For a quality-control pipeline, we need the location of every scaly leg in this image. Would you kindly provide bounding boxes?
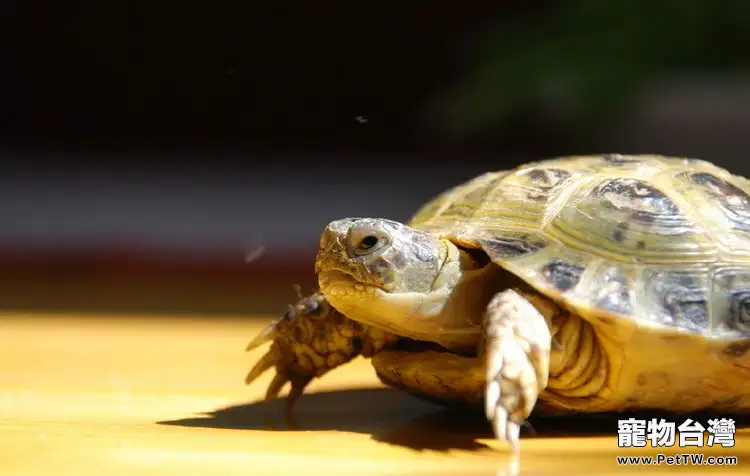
[483,288,552,451]
[245,289,398,413]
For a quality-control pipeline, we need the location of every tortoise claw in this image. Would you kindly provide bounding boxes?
[244,344,279,385]
[245,342,315,413]
[244,291,327,411]
[245,320,279,352]
[265,371,290,400]
[284,375,313,414]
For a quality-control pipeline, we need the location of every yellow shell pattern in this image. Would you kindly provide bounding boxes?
[409,154,750,338]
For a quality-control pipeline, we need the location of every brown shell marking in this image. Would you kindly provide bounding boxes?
[523,167,572,201]
[689,171,750,230]
[640,268,709,332]
[671,170,750,256]
[541,259,585,292]
[712,266,750,333]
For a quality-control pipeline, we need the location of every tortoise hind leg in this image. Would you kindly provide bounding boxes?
[372,350,486,409]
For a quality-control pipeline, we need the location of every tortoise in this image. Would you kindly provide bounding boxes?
[245,153,750,451]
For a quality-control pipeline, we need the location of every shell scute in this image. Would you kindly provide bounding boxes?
[586,262,637,317]
[712,266,750,333]
[672,170,750,256]
[640,267,710,332]
[548,174,714,264]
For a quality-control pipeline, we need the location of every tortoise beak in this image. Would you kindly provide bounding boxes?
[315,224,347,275]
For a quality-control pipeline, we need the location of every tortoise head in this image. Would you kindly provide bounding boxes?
[315,218,464,338]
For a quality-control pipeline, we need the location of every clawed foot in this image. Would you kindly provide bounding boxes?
[484,289,551,451]
[244,289,329,413]
[245,287,397,414]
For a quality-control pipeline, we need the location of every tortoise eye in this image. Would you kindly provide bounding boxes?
[348,226,388,256]
[359,236,379,250]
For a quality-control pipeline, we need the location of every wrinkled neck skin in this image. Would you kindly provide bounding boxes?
[319,239,507,351]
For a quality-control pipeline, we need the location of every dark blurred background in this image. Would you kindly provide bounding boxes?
[1,1,749,316]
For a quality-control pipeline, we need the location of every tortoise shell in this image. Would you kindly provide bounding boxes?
[408,154,750,339]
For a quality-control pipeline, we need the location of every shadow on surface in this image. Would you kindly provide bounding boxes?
[157,387,750,452]
[159,387,492,451]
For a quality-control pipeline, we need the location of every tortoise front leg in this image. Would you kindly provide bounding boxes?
[483,288,552,451]
[245,290,398,412]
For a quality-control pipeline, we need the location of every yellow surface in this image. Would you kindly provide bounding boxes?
[0,314,747,475]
